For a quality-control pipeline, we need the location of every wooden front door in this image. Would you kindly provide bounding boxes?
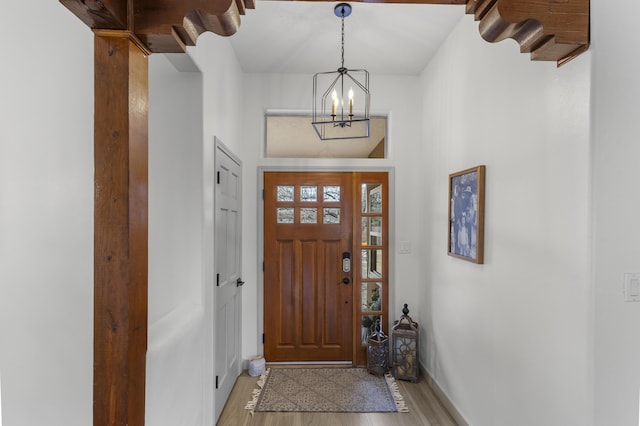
[264,172,354,362]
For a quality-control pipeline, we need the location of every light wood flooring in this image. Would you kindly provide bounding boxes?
[217,371,458,426]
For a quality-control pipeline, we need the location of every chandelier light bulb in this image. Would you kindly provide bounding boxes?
[348,88,354,115]
[331,90,338,116]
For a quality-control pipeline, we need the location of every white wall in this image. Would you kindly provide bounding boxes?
[420,16,592,426]
[0,3,244,425]
[146,54,205,426]
[187,34,246,425]
[3,3,638,426]
[0,2,94,425]
[238,72,431,359]
[190,33,245,155]
[148,54,203,322]
[591,1,640,425]
[146,32,246,425]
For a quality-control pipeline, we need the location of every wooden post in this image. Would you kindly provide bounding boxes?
[93,31,149,426]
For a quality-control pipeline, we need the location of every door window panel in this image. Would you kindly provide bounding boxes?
[361,216,382,246]
[277,185,294,202]
[277,208,294,223]
[276,185,344,225]
[361,315,382,344]
[362,249,383,278]
[362,283,382,312]
[323,208,340,224]
[362,184,382,213]
[323,186,341,202]
[300,208,318,224]
[300,186,317,202]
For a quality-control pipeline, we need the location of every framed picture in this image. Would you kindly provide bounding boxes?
[448,165,485,264]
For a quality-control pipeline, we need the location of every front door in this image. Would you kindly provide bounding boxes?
[264,172,354,362]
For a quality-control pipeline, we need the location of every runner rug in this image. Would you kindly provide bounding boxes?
[245,368,408,413]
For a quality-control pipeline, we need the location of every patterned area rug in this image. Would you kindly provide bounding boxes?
[245,368,408,413]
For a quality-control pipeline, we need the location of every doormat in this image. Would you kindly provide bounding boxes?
[244,368,408,413]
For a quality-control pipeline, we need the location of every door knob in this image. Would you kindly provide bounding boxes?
[342,277,350,285]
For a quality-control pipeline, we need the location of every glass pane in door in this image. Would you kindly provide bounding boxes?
[362,282,382,312]
[361,249,383,278]
[362,184,382,213]
[361,216,382,246]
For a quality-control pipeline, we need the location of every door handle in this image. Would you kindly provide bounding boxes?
[236,278,245,287]
[342,277,350,285]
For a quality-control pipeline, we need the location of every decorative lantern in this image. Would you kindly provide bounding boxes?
[391,304,419,382]
[367,319,389,376]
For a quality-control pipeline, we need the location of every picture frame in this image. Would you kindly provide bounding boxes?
[448,165,485,264]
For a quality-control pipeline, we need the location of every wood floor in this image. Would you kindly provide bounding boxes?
[216,371,458,426]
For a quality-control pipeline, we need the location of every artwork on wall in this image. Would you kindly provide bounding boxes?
[448,165,485,264]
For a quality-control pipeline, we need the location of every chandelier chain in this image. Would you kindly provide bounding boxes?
[341,14,345,69]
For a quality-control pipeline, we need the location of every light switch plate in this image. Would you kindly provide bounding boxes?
[399,241,411,254]
[623,273,640,302]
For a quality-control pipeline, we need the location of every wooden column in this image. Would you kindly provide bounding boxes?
[93,31,149,426]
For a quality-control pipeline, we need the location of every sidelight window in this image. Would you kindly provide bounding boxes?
[357,181,387,350]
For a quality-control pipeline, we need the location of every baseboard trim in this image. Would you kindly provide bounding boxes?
[420,364,470,426]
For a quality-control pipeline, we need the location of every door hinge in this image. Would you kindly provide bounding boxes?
[262,333,265,344]
[215,375,219,389]
[217,171,220,184]
[216,273,220,287]
[262,189,265,200]
[262,261,265,272]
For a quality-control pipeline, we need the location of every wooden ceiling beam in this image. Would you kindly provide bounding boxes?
[61,0,256,54]
[338,0,468,4]
[59,0,128,29]
[467,0,589,65]
[134,0,254,53]
[305,0,589,64]
[60,0,589,63]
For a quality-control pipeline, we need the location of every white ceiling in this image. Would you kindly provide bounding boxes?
[221,1,464,158]
[228,1,465,75]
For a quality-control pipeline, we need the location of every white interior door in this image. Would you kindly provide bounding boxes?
[214,141,243,421]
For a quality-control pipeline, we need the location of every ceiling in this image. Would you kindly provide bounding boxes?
[228,1,465,75]
[222,1,464,158]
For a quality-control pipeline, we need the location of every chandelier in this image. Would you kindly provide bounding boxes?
[312,3,370,140]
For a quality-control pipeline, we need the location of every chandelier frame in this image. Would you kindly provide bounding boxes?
[312,3,370,141]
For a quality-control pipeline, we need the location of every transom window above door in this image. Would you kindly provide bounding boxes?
[265,114,387,158]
